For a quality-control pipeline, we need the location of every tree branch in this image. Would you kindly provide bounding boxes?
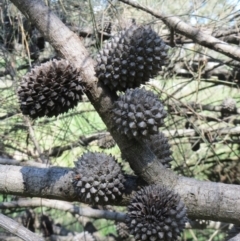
[119,0,240,62]
[0,164,141,205]
[1,163,240,224]
[0,198,126,222]
[0,213,44,241]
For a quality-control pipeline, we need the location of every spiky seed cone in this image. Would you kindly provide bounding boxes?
[126,185,187,241]
[18,59,84,119]
[72,152,125,203]
[95,25,169,91]
[112,88,167,139]
[221,98,237,118]
[144,133,172,168]
[73,232,95,241]
[116,222,130,239]
[98,134,116,149]
[103,22,112,34]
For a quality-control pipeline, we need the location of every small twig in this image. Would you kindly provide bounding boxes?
[0,157,50,167]
[0,198,126,222]
[208,229,220,241]
[23,116,47,163]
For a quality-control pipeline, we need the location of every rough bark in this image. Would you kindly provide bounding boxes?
[6,0,240,225]
[1,163,240,224]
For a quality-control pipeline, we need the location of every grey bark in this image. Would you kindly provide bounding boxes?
[228,233,240,241]
[6,0,240,225]
[1,162,240,224]
[0,164,140,205]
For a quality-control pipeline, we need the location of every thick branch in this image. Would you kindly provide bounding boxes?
[0,164,141,205]
[1,164,240,224]
[119,0,240,62]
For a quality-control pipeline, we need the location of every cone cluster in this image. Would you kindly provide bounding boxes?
[18,59,84,119]
[112,88,167,138]
[72,152,125,203]
[126,185,187,241]
[95,25,169,91]
[144,133,172,168]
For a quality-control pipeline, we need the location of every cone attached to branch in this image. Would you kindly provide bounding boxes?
[144,132,172,168]
[72,152,125,204]
[126,185,187,241]
[95,25,169,91]
[112,88,167,139]
[18,59,85,119]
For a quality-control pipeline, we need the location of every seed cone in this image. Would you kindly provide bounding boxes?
[95,25,169,91]
[116,222,130,239]
[72,152,125,203]
[144,133,172,168]
[18,59,84,119]
[98,134,116,149]
[126,185,187,241]
[221,98,237,118]
[112,88,167,139]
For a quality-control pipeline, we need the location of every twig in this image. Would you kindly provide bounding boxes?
[0,198,126,222]
[23,116,47,163]
[0,157,50,167]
